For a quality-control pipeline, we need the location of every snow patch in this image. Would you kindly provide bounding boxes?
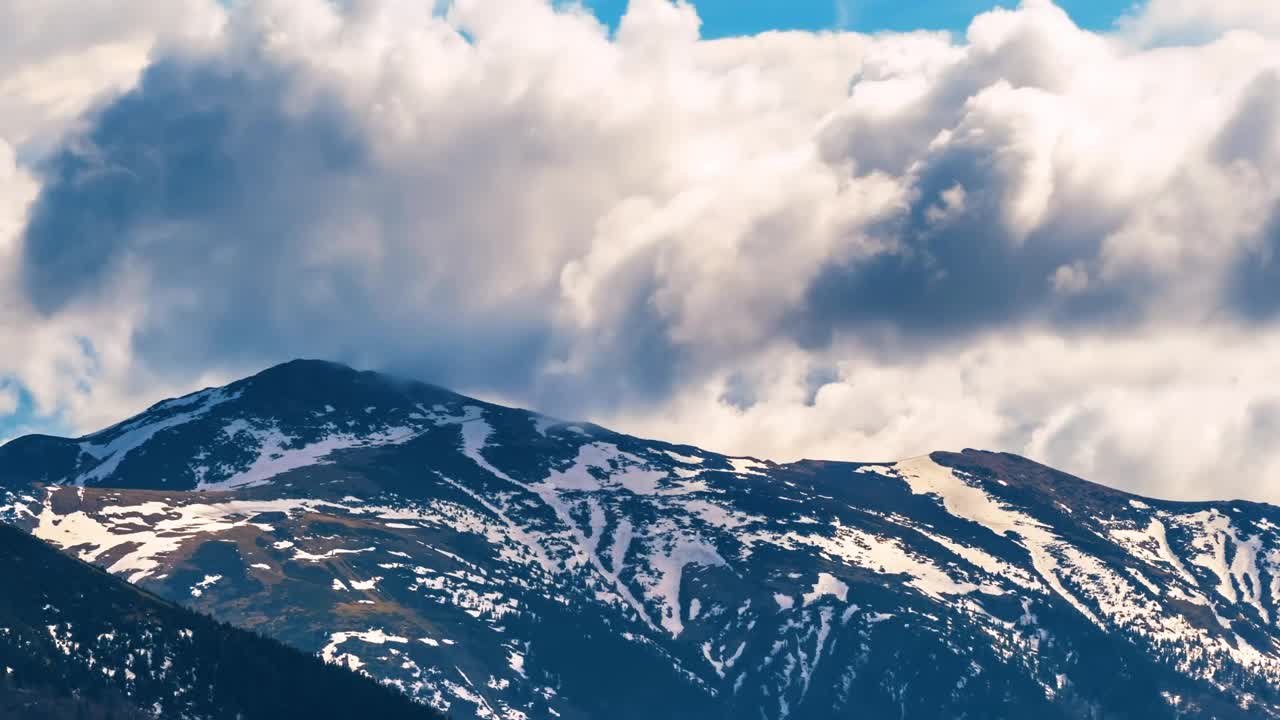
[802,573,849,606]
[77,388,241,485]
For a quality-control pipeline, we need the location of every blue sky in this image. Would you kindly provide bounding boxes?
[580,0,1135,37]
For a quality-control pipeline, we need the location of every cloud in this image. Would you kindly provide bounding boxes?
[1125,0,1280,45]
[0,0,223,153]
[605,329,1280,502]
[0,382,18,416]
[7,0,1280,501]
[0,0,230,433]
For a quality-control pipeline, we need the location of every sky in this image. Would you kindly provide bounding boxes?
[4,0,1280,502]
[579,0,1130,36]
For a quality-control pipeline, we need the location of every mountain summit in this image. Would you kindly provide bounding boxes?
[2,360,1279,718]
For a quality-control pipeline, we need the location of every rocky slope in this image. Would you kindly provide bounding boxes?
[0,515,439,719]
[2,359,1278,718]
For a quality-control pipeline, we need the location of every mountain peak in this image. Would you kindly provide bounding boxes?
[0,360,468,491]
[251,356,359,379]
[239,358,461,409]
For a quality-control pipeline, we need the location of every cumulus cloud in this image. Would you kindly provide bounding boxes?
[5,0,1280,501]
[0,381,18,417]
[609,329,1280,502]
[0,0,223,151]
[1126,0,1280,45]
[0,0,229,432]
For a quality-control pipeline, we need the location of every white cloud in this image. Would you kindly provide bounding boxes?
[604,329,1280,502]
[1125,0,1280,45]
[5,0,1280,502]
[0,0,224,151]
[0,382,18,416]
[0,0,228,429]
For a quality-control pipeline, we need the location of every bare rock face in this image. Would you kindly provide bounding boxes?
[3,359,1278,719]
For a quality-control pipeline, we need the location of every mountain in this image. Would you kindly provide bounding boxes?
[2,359,1279,718]
[0,512,440,719]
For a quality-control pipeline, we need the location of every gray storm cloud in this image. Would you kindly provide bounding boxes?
[4,0,1280,501]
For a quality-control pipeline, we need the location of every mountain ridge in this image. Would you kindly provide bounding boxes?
[0,358,1205,507]
[2,359,1279,719]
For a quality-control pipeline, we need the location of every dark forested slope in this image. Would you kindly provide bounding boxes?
[0,521,442,720]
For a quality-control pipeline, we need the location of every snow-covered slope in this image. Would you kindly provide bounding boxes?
[0,518,439,719]
[2,360,1278,718]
